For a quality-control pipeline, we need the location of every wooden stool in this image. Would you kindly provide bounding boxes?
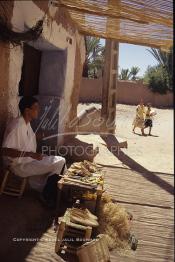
[55,209,92,254]
[0,167,27,198]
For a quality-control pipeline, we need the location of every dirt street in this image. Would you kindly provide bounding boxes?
[77,103,174,174]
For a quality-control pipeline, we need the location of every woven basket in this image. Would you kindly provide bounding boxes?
[77,234,110,262]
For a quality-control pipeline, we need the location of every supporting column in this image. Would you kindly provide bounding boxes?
[101,40,119,134]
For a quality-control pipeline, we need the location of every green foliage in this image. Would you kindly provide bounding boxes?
[129,66,140,80]
[119,67,140,80]
[144,47,173,94]
[143,65,169,94]
[83,36,105,78]
[119,68,130,80]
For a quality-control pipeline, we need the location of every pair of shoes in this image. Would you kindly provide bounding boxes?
[71,207,98,220]
[70,214,99,227]
[70,208,99,227]
[83,208,98,220]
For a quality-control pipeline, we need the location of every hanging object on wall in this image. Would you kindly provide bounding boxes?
[0,0,51,47]
[48,0,59,8]
[0,16,43,46]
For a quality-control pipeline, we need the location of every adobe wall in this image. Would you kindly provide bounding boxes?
[117,80,173,107]
[0,1,14,145]
[0,1,85,148]
[33,1,85,142]
[79,78,173,108]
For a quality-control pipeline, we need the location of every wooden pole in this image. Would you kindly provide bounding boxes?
[101,40,119,134]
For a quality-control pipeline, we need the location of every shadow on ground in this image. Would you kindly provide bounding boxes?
[101,134,174,195]
[0,188,75,262]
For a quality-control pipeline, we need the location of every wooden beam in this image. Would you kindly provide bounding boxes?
[101,40,119,134]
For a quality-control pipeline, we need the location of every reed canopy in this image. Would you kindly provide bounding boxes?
[57,0,173,51]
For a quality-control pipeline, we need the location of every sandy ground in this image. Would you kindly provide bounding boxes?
[77,103,174,174]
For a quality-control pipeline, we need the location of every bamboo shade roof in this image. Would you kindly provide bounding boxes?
[57,0,173,51]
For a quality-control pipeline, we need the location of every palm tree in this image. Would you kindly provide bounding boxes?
[147,47,173,90]
[119,68,130,80]
[129,66,140,80]
[83,36,105,78]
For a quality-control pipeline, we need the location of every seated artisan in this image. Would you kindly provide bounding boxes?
[2,96,66,207]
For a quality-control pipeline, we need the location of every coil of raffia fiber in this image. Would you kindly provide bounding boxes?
[98,193,132,250]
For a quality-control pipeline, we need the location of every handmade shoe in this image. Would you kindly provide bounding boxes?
[70,214,99,227]
[71,208,97,221]
[83,208,98,220]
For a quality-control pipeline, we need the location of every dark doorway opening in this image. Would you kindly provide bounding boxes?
[19,44,41,96]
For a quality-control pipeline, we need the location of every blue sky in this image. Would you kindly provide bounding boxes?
[118,43,158,77]
[100,39,158,77]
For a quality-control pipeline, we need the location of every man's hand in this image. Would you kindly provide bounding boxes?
[29,152,44,161]
[1,148,45,160]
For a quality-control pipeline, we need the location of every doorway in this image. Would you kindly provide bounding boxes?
[19,43,41,96]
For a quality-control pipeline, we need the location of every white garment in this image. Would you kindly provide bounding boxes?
[2,116,66,192]
[2,116,37,166]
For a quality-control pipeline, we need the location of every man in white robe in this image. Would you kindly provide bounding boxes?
[2,96,66,207]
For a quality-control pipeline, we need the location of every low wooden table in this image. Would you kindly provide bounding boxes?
[54,176,103,226]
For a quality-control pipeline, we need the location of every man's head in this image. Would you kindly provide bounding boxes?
[19,96,39,120]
